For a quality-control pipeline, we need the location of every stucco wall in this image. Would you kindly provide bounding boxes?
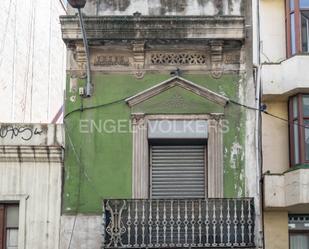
[60,215,102,249]
[260,0,286,63]
[0,0,66,123]
[262,101,289,173]
[264,211,289,249]
[63,73,248,214]
[0,160,62,249]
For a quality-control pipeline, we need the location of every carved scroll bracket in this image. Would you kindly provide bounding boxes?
[210,40,224,79]
[70,42,87,79]
[132,41,146,79]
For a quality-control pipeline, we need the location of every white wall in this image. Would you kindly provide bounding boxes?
[0,0,67,123]
[259,0,286,63]
[0,160,62,249]
[60,215,102,249]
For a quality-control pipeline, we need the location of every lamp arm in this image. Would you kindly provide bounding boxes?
[78,8,92,97]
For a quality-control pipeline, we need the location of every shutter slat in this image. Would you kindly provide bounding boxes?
[151,145,206,199]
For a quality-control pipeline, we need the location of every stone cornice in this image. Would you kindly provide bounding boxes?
[60,15,245,43]
[0,146,63,163]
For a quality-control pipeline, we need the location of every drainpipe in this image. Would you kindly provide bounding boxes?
[68,0,92,97]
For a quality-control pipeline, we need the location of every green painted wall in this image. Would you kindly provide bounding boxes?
[64,73,246,214]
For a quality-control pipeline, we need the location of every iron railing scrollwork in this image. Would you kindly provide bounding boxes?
[102,198,255,248]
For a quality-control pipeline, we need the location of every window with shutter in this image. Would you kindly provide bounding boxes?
[150,144,206,199]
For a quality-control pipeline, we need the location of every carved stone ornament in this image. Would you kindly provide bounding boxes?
[132,41,146,79]
[134,69,146,79]
[75,44,87,70]
[211,65,224,79]
[93,55,130,67]
[70,43,87,78]
[210,40,224,79]
[131,113,145,125]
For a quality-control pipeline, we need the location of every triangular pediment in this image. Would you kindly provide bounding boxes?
[126,76,229,108]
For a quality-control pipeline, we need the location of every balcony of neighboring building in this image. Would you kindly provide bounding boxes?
[260,0,309,100]
[264,167,309,210]
[262,56,309,100]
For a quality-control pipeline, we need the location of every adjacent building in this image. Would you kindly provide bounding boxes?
[0,124,63,249]
[0,0,66,123]
[258,0,309,249]
[60,0,262,248]
[0,1,66,249]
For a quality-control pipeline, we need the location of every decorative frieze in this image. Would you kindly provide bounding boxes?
[71,43,243,75]
[150,52,207,65]
[224,51,242,64]
[93,55,130,66]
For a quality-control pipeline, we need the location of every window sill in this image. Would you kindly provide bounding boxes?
[286,164,309,173]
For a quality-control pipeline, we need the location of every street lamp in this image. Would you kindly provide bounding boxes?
[68,0,86,8]
[68,0,92,97]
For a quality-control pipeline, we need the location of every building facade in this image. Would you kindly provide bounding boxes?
[60,0,262,248]
[257,0,309,249]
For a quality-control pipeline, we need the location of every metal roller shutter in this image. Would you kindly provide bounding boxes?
[150,145,206,199]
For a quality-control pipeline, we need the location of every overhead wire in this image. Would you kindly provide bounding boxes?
[64,96,309,129]
[64,120,104,249]
[229,99,309,129]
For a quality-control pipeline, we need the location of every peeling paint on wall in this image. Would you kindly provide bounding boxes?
[63,73,248,213]
[230,142,243,169]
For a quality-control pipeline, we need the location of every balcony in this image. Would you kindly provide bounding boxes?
[262,55,309,100]
[102,198,255,248]
[264,167,309,209]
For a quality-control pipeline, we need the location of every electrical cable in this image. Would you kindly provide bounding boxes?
[64,97,128,119]
[64,96,309,129]
[65,120,105,249]
[65,121,82,249]
[229,99,309,129]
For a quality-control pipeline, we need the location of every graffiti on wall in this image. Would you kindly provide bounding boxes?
[0,125,43,141]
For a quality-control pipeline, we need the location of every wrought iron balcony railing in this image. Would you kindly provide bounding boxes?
[103,198,255,248]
